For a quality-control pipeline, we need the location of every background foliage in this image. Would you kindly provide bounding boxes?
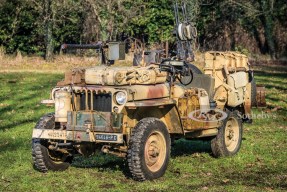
[0,0,286,59]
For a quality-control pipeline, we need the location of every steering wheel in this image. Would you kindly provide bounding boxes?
[177,64,193,85]
[160,60,193,85]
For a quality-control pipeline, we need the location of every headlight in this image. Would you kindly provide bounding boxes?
[115,91,127,105]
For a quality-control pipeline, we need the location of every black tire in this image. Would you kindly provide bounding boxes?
[251,78,257,107]
[187,63,202,74]
[32,113,72,172]
[211,111,243,157]
[127,118,171,181]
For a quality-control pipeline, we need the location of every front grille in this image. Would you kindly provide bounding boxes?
[79,92,112,112]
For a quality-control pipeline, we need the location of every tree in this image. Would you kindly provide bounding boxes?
[259,0,276,59]
[0,0,286,58]
[82,0,142,42]
[0,0,41,54]
[128,0,174,44]
[43,0,54,61]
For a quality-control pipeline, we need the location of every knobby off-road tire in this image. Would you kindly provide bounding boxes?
[211,111,243,157]
[251,78,257,107]
[127,118,171,181]
[32,113,72,172]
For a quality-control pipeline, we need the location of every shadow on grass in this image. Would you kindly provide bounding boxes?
[253,64,287,72]
[0,72,62,131]
[0,135,30,155]
[72,153,132,178]
[254,70,287,80]
[171,139,211,157]
[264,84,287,91]
[71,138,212,179]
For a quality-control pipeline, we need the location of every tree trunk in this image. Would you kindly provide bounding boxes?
[44,0,54,61]
[260,0,276,59]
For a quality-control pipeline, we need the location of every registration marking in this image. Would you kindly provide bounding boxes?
[95,134,118,141]
[32,129,123,143]
[47,130,67,139]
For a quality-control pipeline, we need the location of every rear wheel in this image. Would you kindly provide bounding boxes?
[32,113,72,172]
[211,111,243,157]
[127,118,170,181]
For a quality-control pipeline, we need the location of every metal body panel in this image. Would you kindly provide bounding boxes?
[185,128,218,138]
[123,105,184,134]
[125,98,175,107]
[51,86,127,114]
[121,83,170,101]
[66,111,123,133]
[177,88,219,131]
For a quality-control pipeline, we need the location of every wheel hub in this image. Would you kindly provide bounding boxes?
[227,126,234,139]
[144,131,167,172]
[224,117,239,152]
[148,144,159,157]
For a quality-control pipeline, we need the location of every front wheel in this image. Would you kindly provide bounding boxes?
[211,111,243,157]
[32,113,72,172]
[127,118,171,181]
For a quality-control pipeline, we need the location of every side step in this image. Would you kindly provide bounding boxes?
[184,128,218,138]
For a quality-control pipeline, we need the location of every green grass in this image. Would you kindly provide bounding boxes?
[0,66,286,192]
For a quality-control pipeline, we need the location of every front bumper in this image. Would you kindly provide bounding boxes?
[32,129,124,143]
[32,111,124,144]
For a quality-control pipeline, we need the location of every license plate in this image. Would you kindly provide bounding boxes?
[47,130,67,139]
[32,129,67,140]
[95,134,117,141]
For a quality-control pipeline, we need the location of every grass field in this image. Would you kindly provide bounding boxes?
[0,65,286,192]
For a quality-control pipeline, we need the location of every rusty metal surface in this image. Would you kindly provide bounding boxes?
[178,88,220,130]
[123,105,183,134]
[125,98,175,107]
[256,85,266,107]
[178,89,211,130]
[55,83,169,102]
[163,106,183,134]
[52,86,127,113]
[185,128,218,138]
[66,111,123,133]
[57,69,85,86]
[178,94,202,130]
[122,83,170,101]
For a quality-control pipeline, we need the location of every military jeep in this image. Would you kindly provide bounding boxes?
[32,47,254,181]
[32,1,256,180]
